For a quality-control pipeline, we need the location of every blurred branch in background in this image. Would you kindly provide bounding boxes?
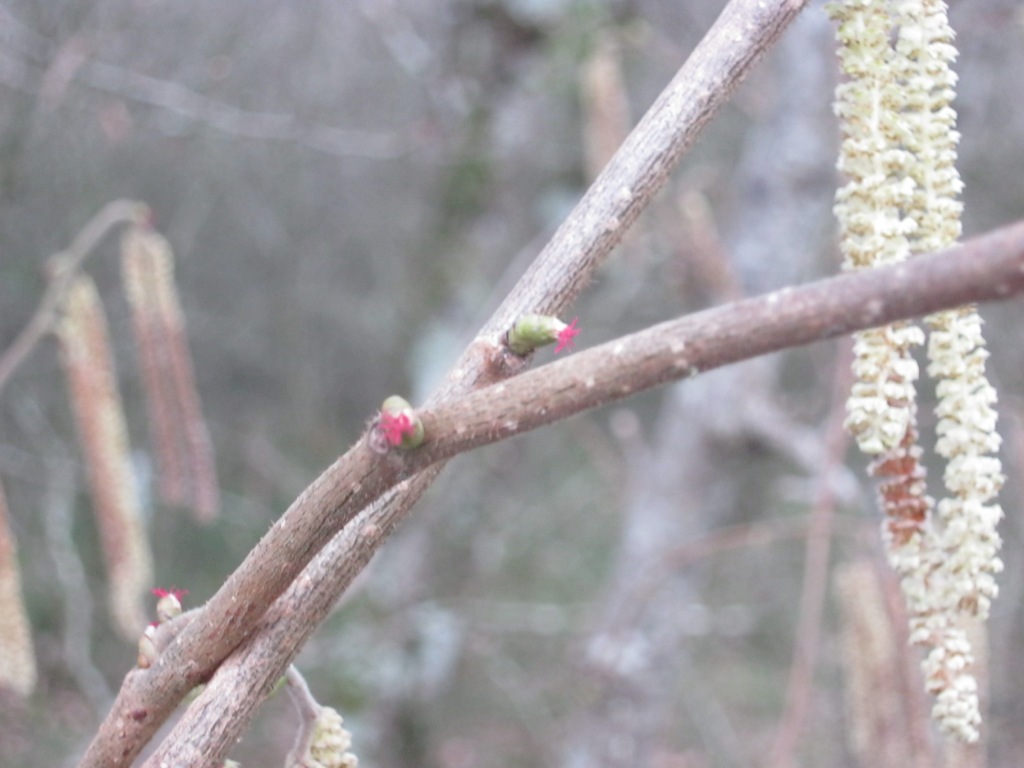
[0,200,147,398]
[0,3,416,161]
[567,11,836,764]
[14,399,112,713]
[73,58,418,161]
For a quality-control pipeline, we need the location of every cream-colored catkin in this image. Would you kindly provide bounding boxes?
[305,706,358,768]
[0,478,36,695]
[57,274,152,640]
[830,0,1002,743]
[926,308,1003,620]
[831,0,928,509]
[892,0,964,256]
[893,0,1005,626]
[121,226,219,523]
[899,0,1002,743]
[830,0,937,629]
[832,0,922,455]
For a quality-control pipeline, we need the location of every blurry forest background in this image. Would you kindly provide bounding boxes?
[2,0,1024,766]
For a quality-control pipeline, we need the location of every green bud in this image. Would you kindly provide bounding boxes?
[506,314,571,355]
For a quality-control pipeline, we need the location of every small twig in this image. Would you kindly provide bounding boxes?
[78,59,414,160]
[0,20,415,162]
[284,666,320,767]
[0,199,148,398]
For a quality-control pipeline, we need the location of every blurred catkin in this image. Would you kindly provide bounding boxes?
[835,560,918,768]
[0,478,36,695]
[57,273,152,640]
[121,225,218,523]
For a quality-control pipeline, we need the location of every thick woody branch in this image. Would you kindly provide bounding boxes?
[81,1,810,764]
[148,220,1024,764]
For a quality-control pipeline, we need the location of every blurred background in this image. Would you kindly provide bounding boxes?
[1,0,1023,765]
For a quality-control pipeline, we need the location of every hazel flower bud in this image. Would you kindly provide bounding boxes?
[152,587,187,623]
[373,396,424,452]
[505,314,580,356]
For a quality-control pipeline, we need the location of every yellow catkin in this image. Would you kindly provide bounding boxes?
[121,226,219,523]
[0,479,36,695]
[57,274,152,640]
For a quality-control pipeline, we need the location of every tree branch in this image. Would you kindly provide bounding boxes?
[80,1,812,764]
[148,219,1024,764]
[0,7,414,161]
[77,58,413,160]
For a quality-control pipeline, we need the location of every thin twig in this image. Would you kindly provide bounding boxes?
[78,59,413,160]
[284,666,320,767]
[0,21,415,161]
[0,199,148,398]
